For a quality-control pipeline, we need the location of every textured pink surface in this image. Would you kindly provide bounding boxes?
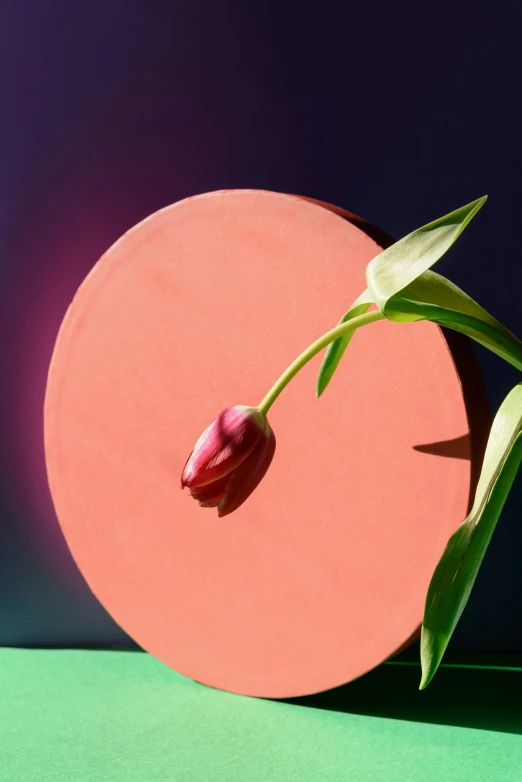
[45,190,484,697]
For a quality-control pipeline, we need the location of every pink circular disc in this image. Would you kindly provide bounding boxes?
[44,190,488,697]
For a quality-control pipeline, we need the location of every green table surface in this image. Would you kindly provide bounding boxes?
[1,648,521,781]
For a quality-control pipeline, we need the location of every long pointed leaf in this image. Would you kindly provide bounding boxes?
[316,289,374,397]
[420,383,522,689]
[385,270,522,372]
[367,196,487,310]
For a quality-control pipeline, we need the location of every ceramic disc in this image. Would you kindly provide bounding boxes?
[44,190,488,697]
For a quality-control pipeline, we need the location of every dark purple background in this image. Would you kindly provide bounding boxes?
[1,1,521,650]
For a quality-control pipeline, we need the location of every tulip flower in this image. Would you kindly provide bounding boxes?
[181,406,276,517]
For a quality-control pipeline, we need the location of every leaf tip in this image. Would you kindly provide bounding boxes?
[419,666,433,690]
[464,195,488,222]
[316,363,332,398]
[420,623,448,691]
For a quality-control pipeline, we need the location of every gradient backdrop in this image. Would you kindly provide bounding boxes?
[1,0,521,650]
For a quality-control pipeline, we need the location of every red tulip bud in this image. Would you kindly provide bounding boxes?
[181,406,276,517]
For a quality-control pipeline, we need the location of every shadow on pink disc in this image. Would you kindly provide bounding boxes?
[44,190,489,697]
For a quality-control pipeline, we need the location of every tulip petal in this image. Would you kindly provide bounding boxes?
[189,476,228,507]
[217,422,276,518]
[181,406,265,488]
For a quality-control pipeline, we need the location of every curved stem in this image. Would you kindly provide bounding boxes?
[258,310,385,414]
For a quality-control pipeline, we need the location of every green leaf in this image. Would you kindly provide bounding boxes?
[384,270,522,372]
[367,196,487,311]
[316,289,374,397]
[420,383,522,689]
[364,195,522,371]
[316,197,490,396]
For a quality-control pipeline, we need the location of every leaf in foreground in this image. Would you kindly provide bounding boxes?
[420,383,522,689]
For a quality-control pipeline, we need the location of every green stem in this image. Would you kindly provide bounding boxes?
[258,310,385,414]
